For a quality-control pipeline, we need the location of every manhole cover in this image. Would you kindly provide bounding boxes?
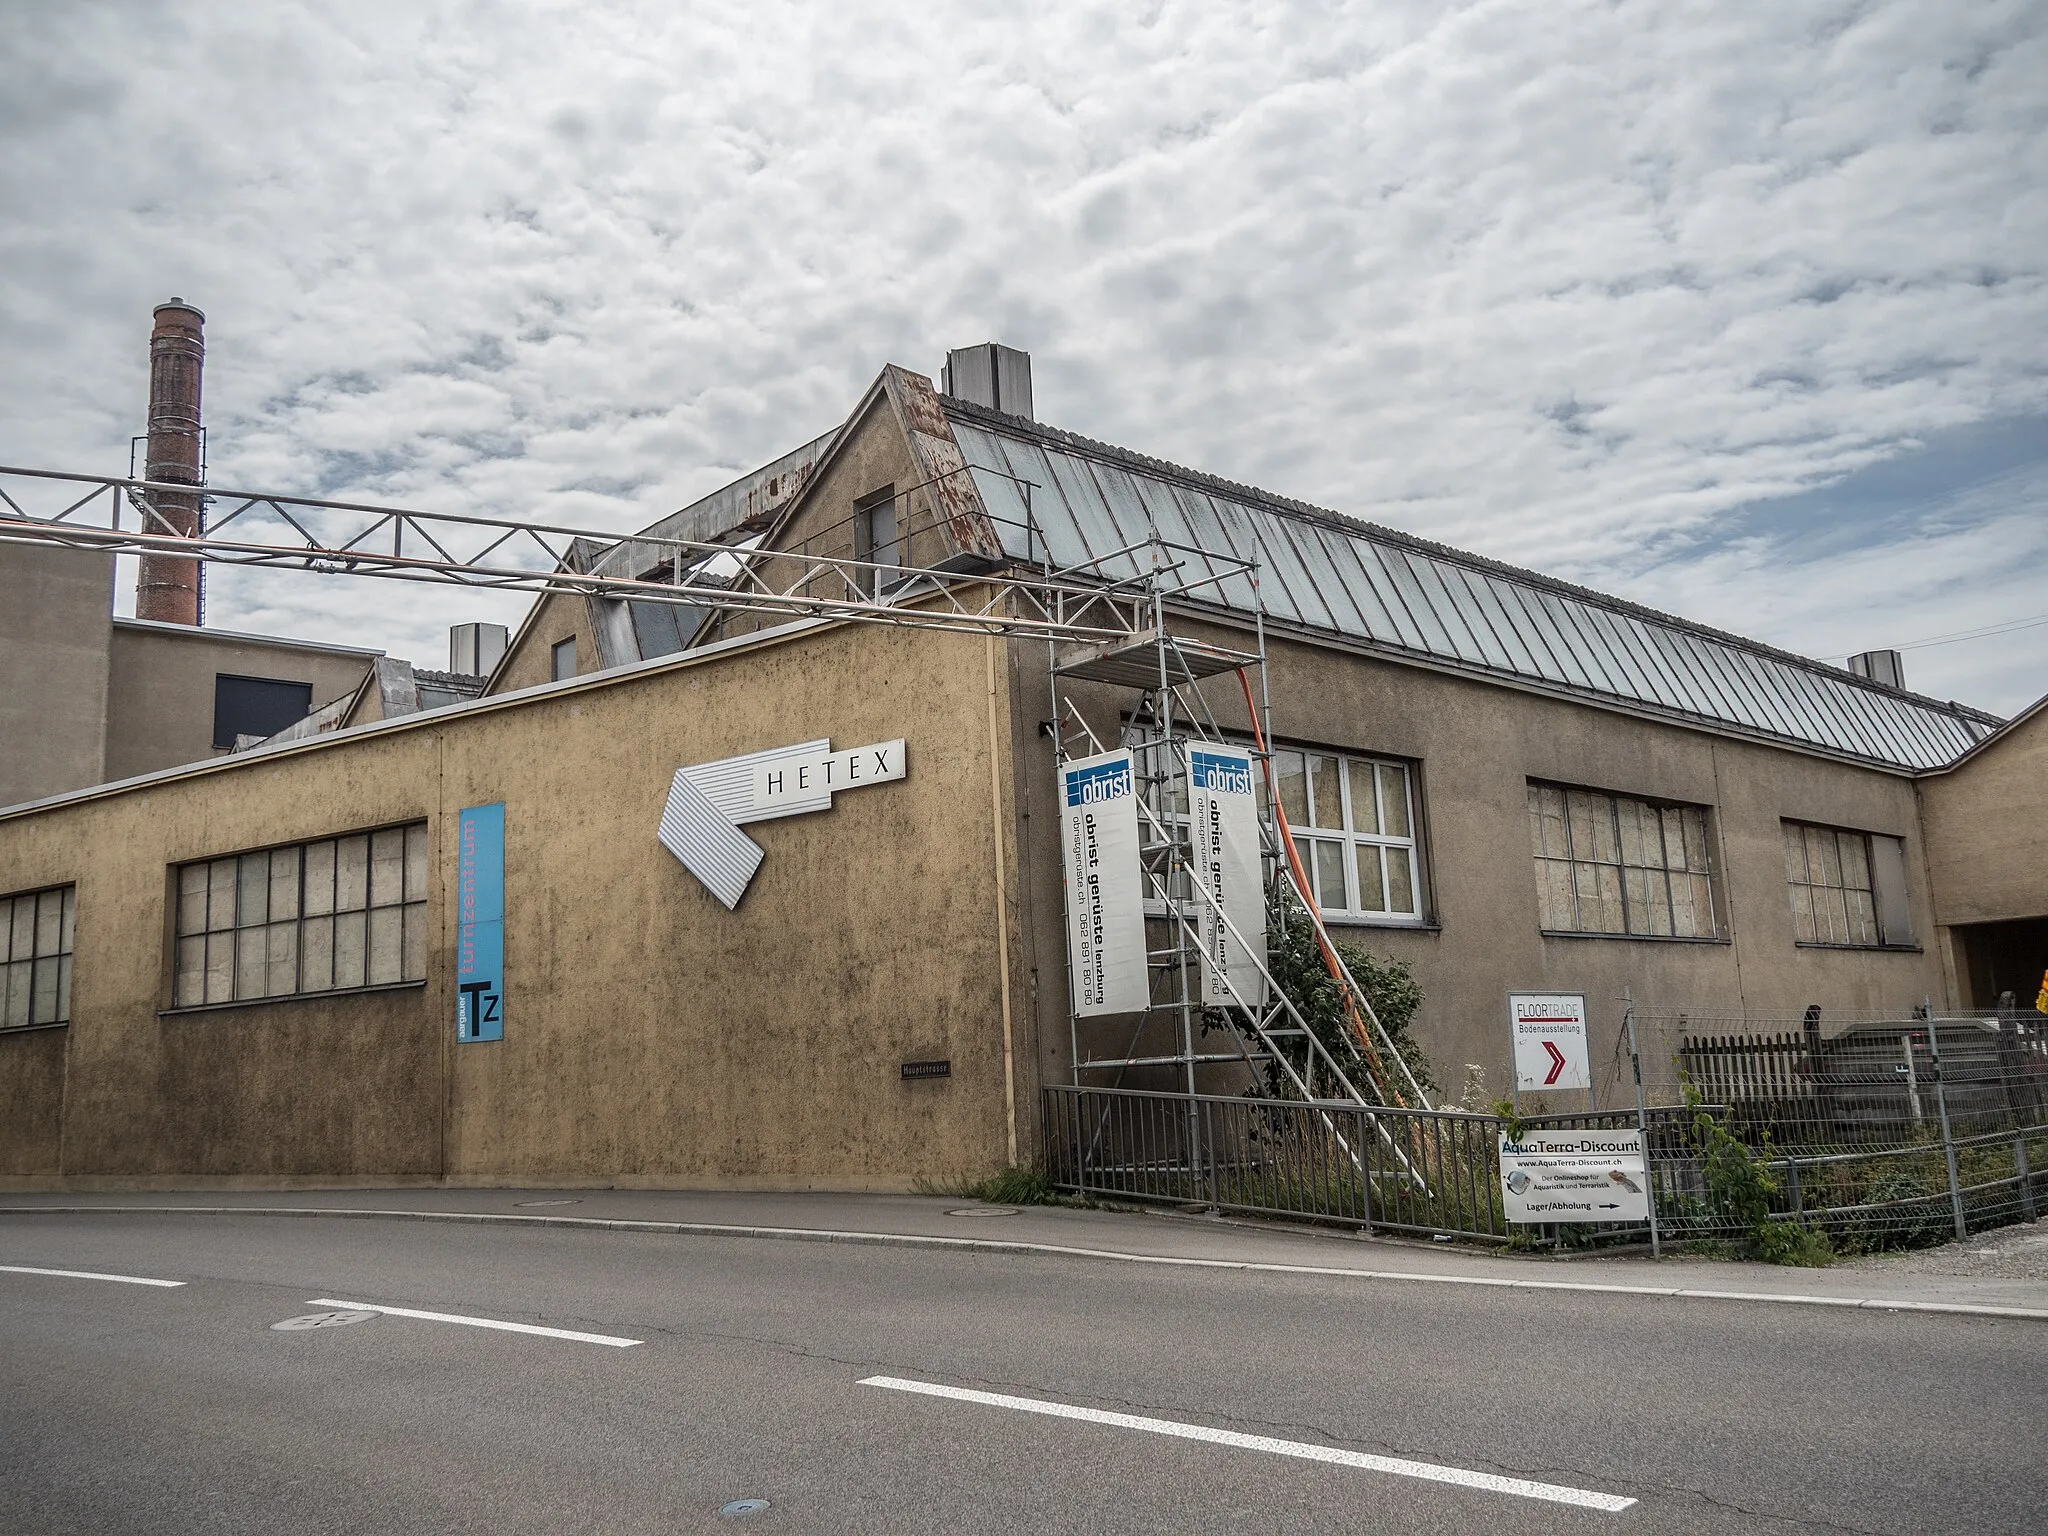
[948,1207,1021,1218]
[515,1199,581,1207]
[719,1498,771,1516]
[272,1310,377,1331]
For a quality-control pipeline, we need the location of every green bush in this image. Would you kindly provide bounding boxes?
[1831,1170,1953,1254]
[1689,1095,1832,1266]
[1253,896,1436,1101]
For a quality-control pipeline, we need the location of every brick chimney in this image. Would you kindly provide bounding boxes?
[134,298,206,625]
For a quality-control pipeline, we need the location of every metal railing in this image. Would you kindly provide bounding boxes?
[1042,1085,1683,1242]
[1042,1074,2048,1252]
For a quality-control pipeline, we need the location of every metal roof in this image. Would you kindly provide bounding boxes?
[945,402,2000,772]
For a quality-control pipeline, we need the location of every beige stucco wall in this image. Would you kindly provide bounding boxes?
[0,617,1023,1189]
[0,544,114,809]
[103,621,379,781]
[1009,621,1949,1111]
[1916,703,2048,930]
[493,591,595,696]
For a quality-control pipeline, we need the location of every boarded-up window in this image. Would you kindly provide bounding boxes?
[1528,783,1718,939]
[172,823,428,1008]
[1783,822,1913,947]
[0,884,75,1029]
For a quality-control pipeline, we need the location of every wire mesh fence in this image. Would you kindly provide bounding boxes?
[1644,1006,2048,1249]
[1043,1006,2048,1254]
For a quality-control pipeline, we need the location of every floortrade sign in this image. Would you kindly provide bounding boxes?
[658,738,906,909]
[1189,747,1266,1007]
[1510,992,1590,1092]
[1499,1129,1649,1223]
[1060,749,1149,1017]
[456,802,505,1043]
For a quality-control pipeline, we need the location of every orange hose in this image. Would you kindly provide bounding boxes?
[1237,669,1406,1107]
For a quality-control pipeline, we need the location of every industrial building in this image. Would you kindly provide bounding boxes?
[1,332,2042,1191]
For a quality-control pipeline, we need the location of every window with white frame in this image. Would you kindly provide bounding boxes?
[1,884,74,1030]
[172,823,428,1008]
[1267,748,1423,921]
[1527,782,1718,938]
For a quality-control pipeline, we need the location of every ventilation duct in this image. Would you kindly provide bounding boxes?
[942,343,1033,420]
[1848,650,1904,690]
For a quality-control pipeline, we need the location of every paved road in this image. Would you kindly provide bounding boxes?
[3,1207,2043,1534]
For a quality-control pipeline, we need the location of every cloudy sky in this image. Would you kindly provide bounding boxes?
[3,1,2044,710]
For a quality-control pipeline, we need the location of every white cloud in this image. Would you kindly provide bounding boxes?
[1,0,2043,707]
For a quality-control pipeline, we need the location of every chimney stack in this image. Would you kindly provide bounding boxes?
[1847,649,1904,690]
[942,343,1034,420]
[135,298,206,625]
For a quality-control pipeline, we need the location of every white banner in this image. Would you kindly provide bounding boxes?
[1189,746,1266,1006]
[1499,1129,1649,1223]
[1059,749,1150,1017]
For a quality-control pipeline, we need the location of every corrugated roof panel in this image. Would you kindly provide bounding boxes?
[1520,587,1605,692]
[1407,553,1499,669]
[1167,485,1262,611]
[1268,515,1354,634]
[1639,620,1734,722]
[950,424,1036,553]
[1580,602,1669,707]
[1316,524,1408,646]
[1381,548,1472,659]
[938,408,1996,769]
[1294,519,1384,643]
[1435,565,1520,674]
[1458,569,1540,675]
[1588,605,1682,714]
[1474,573,1548,679]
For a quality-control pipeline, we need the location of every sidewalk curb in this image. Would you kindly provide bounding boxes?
[6,1203,2044,1323]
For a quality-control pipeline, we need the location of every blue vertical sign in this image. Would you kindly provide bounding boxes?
[456,803,504,1043]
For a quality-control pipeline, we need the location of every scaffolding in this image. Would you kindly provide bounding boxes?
[1044,533,1431,1119]
[0,457,1430,1126]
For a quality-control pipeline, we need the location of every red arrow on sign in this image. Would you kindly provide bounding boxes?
[1543,1040,1568,1086]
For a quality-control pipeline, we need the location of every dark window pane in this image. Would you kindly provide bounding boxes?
[212,674,314,750]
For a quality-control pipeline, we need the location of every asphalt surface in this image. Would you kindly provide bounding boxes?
[3,1202,2044,1534]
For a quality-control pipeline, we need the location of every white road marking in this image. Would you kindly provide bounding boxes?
[0,1264,185,1288]
[11,1206,2043,1323]
[306,1297,640,1347]
[861,1375,1637,1513]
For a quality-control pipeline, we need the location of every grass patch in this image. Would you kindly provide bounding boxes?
[913,1164,1066,1205]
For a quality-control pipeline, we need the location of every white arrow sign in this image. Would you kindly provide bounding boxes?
[659,738,906,909]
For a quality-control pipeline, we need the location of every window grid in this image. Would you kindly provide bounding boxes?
[1527,783,1718,939]
[1,884,75,1029]
[1268,748,1422,921]
[1783,822,1879,946]
[172,823,428,1009]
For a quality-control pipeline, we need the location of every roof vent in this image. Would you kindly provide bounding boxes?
[1848,649,1904,689]
[943,343,1033,420]
[449,622,508,678]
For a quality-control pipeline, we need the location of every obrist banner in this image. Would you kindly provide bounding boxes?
[1059,749,1149,1017]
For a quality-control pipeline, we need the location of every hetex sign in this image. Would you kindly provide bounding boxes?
[659,738,906,909]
